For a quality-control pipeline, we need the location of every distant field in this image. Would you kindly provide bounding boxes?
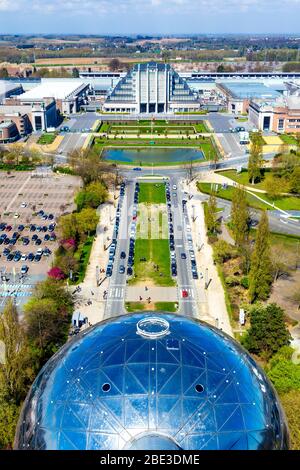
[35,56,155,65]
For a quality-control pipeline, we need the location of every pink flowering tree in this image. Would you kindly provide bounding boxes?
[48,266,65,280]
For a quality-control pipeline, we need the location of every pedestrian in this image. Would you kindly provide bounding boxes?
[145,286,148,291]
[139,296,143,301]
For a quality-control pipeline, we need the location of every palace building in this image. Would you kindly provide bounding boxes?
[103,62,200,114]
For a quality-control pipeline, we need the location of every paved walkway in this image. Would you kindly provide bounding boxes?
[71,198,116,325]
[183,179,233,337]
[198,170,290,216]
[126,286,178,302]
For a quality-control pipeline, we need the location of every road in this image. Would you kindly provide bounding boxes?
[104,179,135,319]
[169,175,203,318]
[103,175,205,319]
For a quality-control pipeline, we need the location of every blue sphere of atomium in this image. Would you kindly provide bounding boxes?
[15,313,289,450]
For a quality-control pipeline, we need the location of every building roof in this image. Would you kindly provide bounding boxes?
[219,81,281,100]
[15,312,289,450]
[0,120,14,129]
[19,81,86,101]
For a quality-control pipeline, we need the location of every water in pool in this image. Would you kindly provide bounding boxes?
[102,148,204,164]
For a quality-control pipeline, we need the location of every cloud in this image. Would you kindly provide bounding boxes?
[1,0,300,15]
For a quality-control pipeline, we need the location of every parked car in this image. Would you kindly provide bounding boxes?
[21,265,28,274]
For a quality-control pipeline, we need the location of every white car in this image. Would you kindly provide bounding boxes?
[36,248,43,256]
[172,185,177,190]
[20,202,27,208]
[14,212,20,218]
[21,254,27,261]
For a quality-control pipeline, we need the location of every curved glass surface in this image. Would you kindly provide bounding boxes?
[15,312,289,450]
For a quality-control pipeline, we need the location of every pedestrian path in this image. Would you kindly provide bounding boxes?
[126,286,178,302]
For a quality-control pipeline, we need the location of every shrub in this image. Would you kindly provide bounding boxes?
[240,276,249,289]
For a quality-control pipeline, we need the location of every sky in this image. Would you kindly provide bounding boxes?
[0,0,300,35]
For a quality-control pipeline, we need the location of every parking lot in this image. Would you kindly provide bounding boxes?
[0,169,81,309]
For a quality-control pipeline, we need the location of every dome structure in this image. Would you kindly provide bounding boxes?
[15,313,289,450]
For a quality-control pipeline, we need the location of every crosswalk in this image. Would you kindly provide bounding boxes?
[179,286,195,299]
[0,284,33,290]
[0,291,32,297]
[108,286,125,300]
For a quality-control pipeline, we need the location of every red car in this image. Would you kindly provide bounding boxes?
[182,290,189,298]
[5,225,12,231]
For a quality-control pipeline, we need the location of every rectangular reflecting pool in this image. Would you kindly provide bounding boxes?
[102,148,204,165]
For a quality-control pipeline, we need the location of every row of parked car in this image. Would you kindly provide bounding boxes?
[126,181,140,276]
[106,182,125,277]
[2,247,51,264]
[184,220,199,280]
[166,182,177,277]
[0,222,56,233]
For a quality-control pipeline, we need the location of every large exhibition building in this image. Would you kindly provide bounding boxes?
[15,313,289,451]
[103,62,200,114]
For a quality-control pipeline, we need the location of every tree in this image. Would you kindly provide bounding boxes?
[55,252,79,278]
[271,244,294,281]
[230,186,251,272]
[205,194,219,235]
[68,148,114,186]
[72,67,79,78]
[24,279,73,365]
[280,390,300,450]
[248,211,273,302]
[266,346,300,394]
[0,68,9,78]
[213,240,235,263]
[75,181,108,211]
[109,58,121,71]
[0,396,20,449]
[264,174,288,200]
[242,303,291,360]
[76,208,99,238]
[57,213,78,240]
[273,153,299,179]
[248,134,263,184]
[0,300,33,404]
[161,50,171,63]
[47,266,66,280]
[289,166,300,194]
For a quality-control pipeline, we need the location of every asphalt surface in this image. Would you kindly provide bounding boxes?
[104,180,135,319]
[103,176,204,319]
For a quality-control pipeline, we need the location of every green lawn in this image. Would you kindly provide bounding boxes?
[128,239,175,287]
[194,122,210,133]
[198,181,300,211]
[154,302,178,312]
[218,169,267,189]
[37,133,56,145]
[197,182,269,210]
[71,235,94,284]
[269,232,300,251]
[138,183,166,204]
[98,120,210,135]
[280,134,298,145]
[125,302,146,312]
[125,301,178,312]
